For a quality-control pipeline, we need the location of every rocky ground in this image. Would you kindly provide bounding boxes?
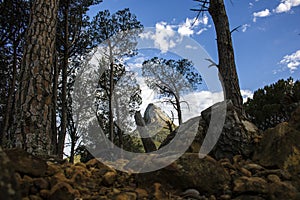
[1,102,299,200]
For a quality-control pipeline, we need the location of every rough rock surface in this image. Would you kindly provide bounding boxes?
[200,100,260,159]
[0,146,21,200]
[0,148,299,199]
[144,103,176,142]
[137,153,231,196]
[161,100,260,160]
[5,148,48,177]
[253,105,300,191]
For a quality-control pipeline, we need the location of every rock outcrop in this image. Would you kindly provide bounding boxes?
[253,105,300,191]
[161,100,261,160]
[144,103,176,143]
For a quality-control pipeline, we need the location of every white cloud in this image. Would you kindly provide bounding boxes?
[279,50,300,73]
[241,24,251,32]
[140,22,177,53]
[196,28,208,35]
[241,90,254,102]
[178,15,209,37]
[253,9,271,22]
[274,0,300,13]
[185,45,198,50]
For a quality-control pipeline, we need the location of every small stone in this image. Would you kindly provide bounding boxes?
[114,192,137,200]
[153,182,164,200]
[39,189,50,199]
[220,194,231,200]
[233,176,268,194]
[267,174,281,183]
[209,195,217,200]
[28,195,42,200]
[239,167,252,177]
[181,189,200,198]
[103,171,117,186]
[135,188,148,199]
[33,178,49,190]
[48,182,76,200]
[113,188,121,194]
[243,163,264,172]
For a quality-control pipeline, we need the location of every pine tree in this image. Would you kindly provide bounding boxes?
[13,0,59,155]
[244,78,300,130]
[90,8,143,142]
[55,0,102,158]
[192,0,243,113]
[0,0,30,146]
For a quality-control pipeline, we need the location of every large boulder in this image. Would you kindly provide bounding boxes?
[253,122,300,169]
[5,148,48,177]
[160,100,260,160]
[137,153,231,196]
[253,105,300,190]
[199,100,260,160]
[0,146,21,200]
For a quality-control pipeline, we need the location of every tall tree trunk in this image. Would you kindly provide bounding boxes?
[2,42,18,146]
[109,61,114,142]
[209,0,243,113]
[58,0,70,159]
[14,0,59,155]
[51,52,59,154]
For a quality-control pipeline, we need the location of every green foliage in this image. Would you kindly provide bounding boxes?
[142,57,202,124]
[244,77,300,130]
[142,57,202,97]
[89,8,143,149]
[0,0,30,142]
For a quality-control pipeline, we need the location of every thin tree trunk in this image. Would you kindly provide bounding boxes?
[2,42,18,146]
[134,111,157,152]
[114,97,123,148]
[69,134,76,163]
[14,0,59,155]
[51,52,59,155]
[174,94,182,125]
[58,0,70,159]
[209,0,243,114]
[109,59,114,142]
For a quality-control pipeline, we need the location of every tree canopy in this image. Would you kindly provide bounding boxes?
[142,57,202,124]
[244,77,300,130]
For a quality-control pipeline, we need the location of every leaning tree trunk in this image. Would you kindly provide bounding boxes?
[209,0,243,114]
[14,0,59,155]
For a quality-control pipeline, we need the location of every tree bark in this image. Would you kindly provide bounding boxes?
[174,94,182,125]
[14,0,59,155]
[209,0,243,113]
[134,111,157,153]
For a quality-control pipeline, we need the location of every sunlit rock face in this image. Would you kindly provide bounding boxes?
[143,103,176,143]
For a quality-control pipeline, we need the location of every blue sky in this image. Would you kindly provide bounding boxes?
[88,0,300,92]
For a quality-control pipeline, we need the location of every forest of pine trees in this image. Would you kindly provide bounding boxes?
[2,0,295,161]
